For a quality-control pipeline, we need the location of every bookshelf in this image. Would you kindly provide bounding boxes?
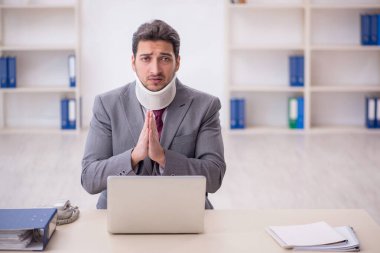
[0,0,80,133]
[226,0,380,134]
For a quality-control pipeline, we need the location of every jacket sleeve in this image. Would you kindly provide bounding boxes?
[162,97,226,193]
[81,95,136,195]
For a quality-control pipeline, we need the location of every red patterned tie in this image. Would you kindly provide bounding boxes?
[153,109,165,140]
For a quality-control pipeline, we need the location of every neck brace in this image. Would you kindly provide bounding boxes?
[135,74,177,110]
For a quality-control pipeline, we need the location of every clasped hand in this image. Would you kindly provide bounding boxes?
[131,111,166,168]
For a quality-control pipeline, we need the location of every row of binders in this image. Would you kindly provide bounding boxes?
[0,208,57,251]
[366,97,380,128]
[361,14,380,45]
[0,55,76,89]
[288,97,304,129]
[230,97,304,129]
[289,55,304,87]
[61,98,76,130]
[0,56,16,88]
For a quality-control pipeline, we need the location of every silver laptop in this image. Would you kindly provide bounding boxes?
[107,176,206,234]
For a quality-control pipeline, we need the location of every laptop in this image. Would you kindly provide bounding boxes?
[107,176,206,234]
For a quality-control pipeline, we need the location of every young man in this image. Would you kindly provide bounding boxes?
[81,20,226,209]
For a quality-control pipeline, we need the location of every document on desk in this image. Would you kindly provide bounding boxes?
[266,221,360,252]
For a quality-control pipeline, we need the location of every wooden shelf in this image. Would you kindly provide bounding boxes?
[0,45,76,51]
[226,127,305,135]
[311,45,380,51]
[310,85,380,93]
[0,87,77,94]
[229,3,305,10]
[230,44,304,51]
[0,127,79,135]
[230,85,304,92]
[310,4,380,10]
[0,4,76,9]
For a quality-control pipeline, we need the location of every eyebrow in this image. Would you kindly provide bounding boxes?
[139,52,173,57]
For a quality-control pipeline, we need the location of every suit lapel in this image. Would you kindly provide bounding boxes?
[161,81,193,149]
[120,82,144,145]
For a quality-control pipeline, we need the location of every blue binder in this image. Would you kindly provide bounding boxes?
[0,208,57,251]
[377,14,380,45]
[366,97,376,128]
[289,56,297,86]
[237,98,245,129]
[7,56,16,88]
[0,57,7,88]
[230,98,238,129]
[61,98,69,129]
[375,97,380,128]
[68,55,76,87]
[370,14,378,45]
[296,96,304,129]
[296,56,304,87]
[361,14,370,45]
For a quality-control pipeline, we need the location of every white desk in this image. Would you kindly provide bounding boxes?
[15,209,380,252]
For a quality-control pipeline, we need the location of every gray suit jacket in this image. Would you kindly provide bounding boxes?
[81,79,226,209]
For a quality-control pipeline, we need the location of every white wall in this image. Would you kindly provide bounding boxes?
[81,0,226,127]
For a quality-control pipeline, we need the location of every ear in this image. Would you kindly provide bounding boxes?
[131,54,136,72]
[175,55,181,72]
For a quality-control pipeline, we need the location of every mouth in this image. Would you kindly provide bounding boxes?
[148,76,164,85]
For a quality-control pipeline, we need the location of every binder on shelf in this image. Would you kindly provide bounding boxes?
[230,98,245,129]
[376,97,380,128]
[61,98,76,130]
[288,97,298,129]
[289,56,297,87]
[296,97,304,129]
[296,56,304,87]
[7,56,17,88]
[289,56,304,87]
[366,97,376,128]
[0,208,57,251]
[0,57,7,88]
[361,14,371,45]
[68,55,76,88]
[371,14,379,45]
[68,99,76,129]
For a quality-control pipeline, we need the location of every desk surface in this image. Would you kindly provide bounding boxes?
[13,209,380,252]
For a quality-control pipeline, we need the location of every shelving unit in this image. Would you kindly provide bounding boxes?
[0,0,80,133]
[226,0,380,134]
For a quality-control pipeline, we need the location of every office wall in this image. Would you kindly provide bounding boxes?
[81,0,226,127]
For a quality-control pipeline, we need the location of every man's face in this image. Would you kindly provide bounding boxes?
[132,40,180,92]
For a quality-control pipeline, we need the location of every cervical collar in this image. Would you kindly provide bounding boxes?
[135,74,176,110]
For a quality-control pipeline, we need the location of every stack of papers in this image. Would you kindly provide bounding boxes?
[266,221,360,252]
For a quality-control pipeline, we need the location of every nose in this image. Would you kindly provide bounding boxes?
[150,58,160,75]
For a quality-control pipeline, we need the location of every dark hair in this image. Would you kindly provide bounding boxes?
[132,20,180,58]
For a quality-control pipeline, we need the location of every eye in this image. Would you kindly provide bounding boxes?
[161,56,171,62]
[140,56,150,62]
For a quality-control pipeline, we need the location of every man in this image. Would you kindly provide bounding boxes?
[81,20,226,209]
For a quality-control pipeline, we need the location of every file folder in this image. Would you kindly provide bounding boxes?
[0,208,57,251]
[296,56,304,87]
[366,97,376,128]
[68,55,76,87]
[7,56,17,88]
[68,99,76,129]
[361,14,370,45]
[376,97,380,128]
[370,14,378,45]
[61,98,69,129]
[288,97,298,129]
[237,98,245,129]
[230,98,238,129]
[296,97,304,129]
[289,56,297,86]
[0,57,7,88]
